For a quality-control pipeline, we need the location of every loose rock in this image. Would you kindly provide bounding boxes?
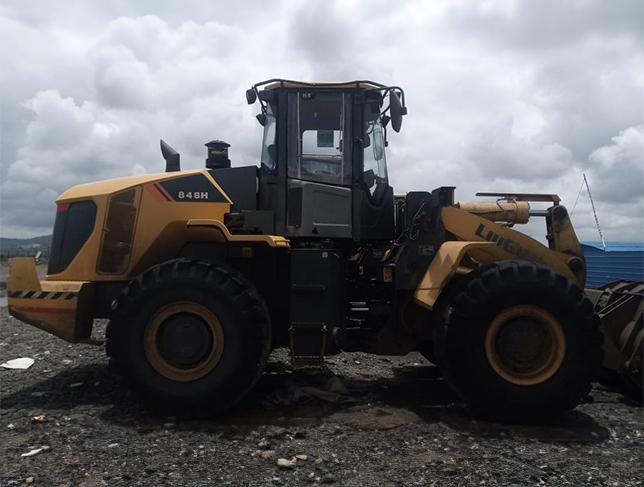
[277,458,297,470]
[258,438,270,450]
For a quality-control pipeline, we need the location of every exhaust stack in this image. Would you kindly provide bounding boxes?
[160,139,181,172]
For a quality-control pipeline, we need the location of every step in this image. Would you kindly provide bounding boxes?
[289,321,327,366]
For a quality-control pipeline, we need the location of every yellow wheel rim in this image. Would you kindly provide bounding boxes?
[485,305,566,386]
[144,302,225,382]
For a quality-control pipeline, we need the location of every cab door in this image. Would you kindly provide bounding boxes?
[352,94,395,241]
[285,91,354,238]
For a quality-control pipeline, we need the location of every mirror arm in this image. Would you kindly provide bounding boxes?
[254,97,269,126]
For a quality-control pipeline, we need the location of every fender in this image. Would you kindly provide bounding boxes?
[129,219,289,277]
[414,241,494,310]
[186,219,289,247]
[441,205,583,286]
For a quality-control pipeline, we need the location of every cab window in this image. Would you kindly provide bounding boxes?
[287,92,352,186]
[362,100,388,200]
[260,102,277,171]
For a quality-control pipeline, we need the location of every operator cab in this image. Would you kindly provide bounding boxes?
[247,79,407,241]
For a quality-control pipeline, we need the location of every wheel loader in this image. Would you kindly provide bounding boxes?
[7,79,602,420]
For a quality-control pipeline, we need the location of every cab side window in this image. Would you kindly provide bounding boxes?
[362,99,389,200]
[260,102,277,172]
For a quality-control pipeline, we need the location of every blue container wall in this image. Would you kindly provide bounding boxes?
[582,244,644,288]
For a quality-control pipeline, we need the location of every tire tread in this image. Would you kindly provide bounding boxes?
[106,258,271,417]
[435,260,602,421]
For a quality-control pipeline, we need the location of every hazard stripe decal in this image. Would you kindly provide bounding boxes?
[8,291,76,300]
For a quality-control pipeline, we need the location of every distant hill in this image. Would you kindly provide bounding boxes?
[0,235,52,251]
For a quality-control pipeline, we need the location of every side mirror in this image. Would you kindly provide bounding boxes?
[363,169,376,189]
[256,113,267,126]
[267,144,277,164]
[390,90,404,133]
[246,88,257,105]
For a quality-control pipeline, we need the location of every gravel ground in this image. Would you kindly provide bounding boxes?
[1,266,643,486]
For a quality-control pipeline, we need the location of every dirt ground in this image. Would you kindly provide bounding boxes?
[1,264,643,486]
[0,297,642,487]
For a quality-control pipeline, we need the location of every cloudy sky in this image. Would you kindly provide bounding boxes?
[1,0,642,241]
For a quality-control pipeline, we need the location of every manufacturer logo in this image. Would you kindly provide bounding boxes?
[474,223,540,262]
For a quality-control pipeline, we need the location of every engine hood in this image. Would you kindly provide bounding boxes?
[57,169,209,202]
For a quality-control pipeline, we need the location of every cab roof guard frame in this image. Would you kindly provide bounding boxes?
[250,78,405,104]
[246,78,407,123]
[251,78,389,90]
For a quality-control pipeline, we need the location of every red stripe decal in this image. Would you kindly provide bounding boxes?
[156,183,174,202]
[146,185,167,202]
[13,307,75,314]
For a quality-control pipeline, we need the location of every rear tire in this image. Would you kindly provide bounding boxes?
[106,259,271,416]
[435,260,601,421]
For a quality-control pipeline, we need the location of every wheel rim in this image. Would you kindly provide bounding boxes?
[485,305,566,386]
[144,302,225,382]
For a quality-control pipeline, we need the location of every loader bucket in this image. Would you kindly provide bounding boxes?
[586,280,643,401]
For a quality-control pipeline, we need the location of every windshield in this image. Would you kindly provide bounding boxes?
[260,102,277,171]
[362,100,388,199]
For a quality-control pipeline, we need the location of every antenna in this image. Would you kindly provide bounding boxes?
[583,173,606,251]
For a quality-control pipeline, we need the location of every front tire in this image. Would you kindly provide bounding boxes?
[435,261,601,420]
[106,259,271,416]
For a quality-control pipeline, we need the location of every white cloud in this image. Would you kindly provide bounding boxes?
[0,0,642,244]
[465,117,574,181]
[588,125,644,205]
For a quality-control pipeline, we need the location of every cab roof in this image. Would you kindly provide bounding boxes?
[259,79,384,91]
